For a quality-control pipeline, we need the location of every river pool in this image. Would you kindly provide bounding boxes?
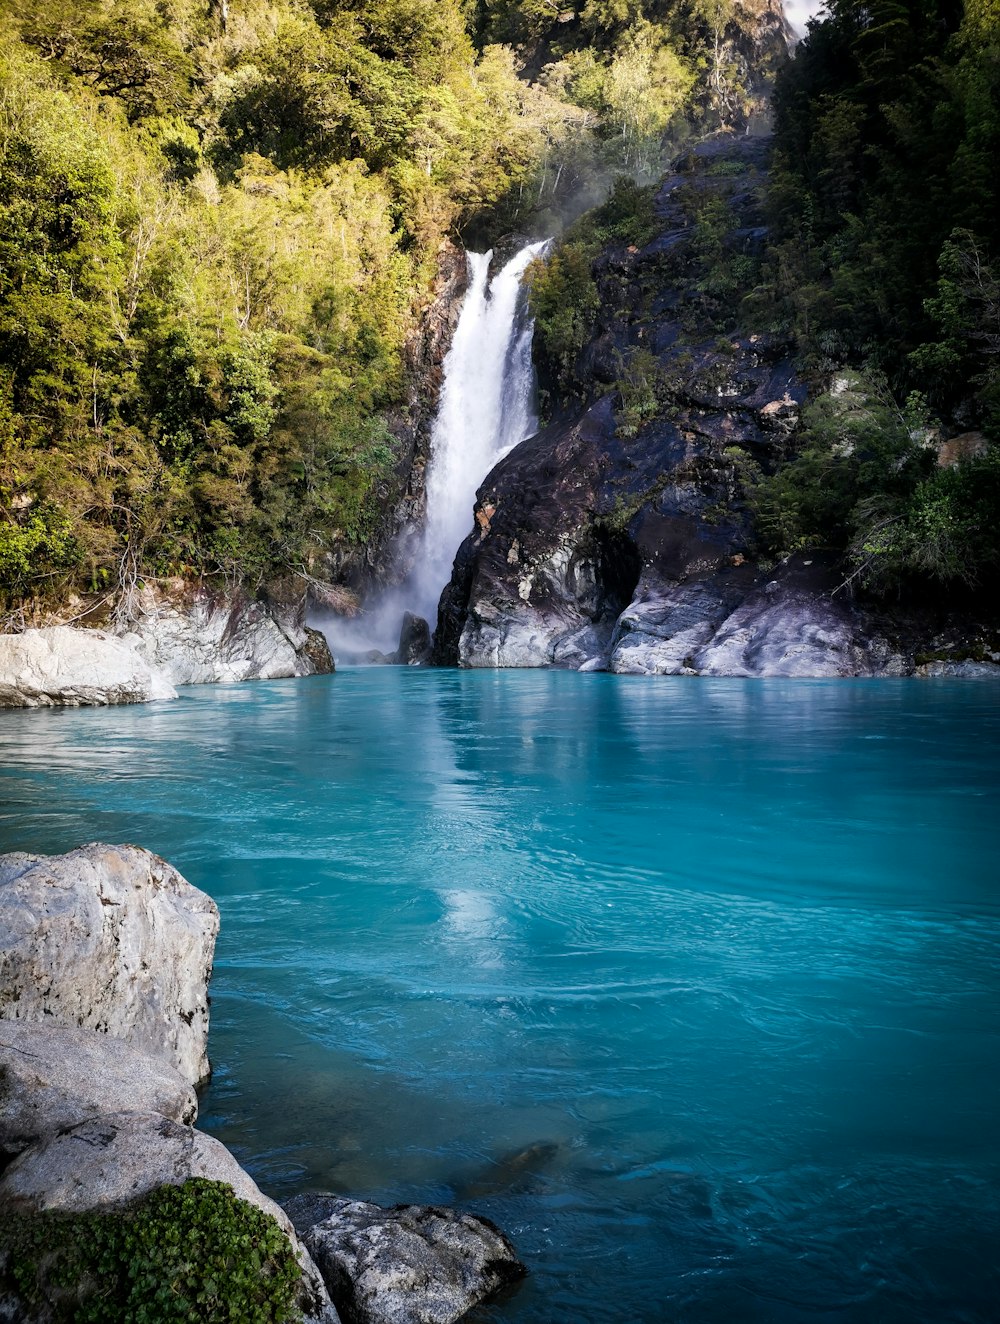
[1,669,998,1322]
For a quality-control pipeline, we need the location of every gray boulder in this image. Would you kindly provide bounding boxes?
[916,659,1000,678]
[303,1198,526,1324]
[0,627,177,708]
[691,582,867,677]
[0,844,218,1087]
[0,1111,340,1323]
[610,577,739,675]
[120,582,332,685]
[0,1023,197,1155]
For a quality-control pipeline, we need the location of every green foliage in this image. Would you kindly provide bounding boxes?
[527,243,601,397]
[615,348,663,437]
[911,228,1000,431]
[766,0,1000,421]
[751,375,931,551]
[749,372,1000,592]
[846,449,1000,591]
[0,508,78,588]
[527,174,661,403]
[0,1179,303,1324]
[0,0,778,611]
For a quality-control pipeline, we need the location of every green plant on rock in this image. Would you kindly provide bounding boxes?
[615,348,663,438]
[0,1178,304,1324]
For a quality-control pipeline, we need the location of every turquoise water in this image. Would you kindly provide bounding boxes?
[2,669,999,1322]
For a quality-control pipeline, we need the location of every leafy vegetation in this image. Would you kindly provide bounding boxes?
[765,0,1000,428]
[0,1178,303,1323]
[0,0,776,617]
[748,0,1000,598]
[527,174,661,404]
[746,374,1000,593]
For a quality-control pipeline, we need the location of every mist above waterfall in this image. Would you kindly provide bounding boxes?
[783,0,828,41]
[317,241,547,661]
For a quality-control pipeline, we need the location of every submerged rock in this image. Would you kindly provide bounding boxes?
[0,626,176,708]
[303,1198,525,1324]
[0,1024,198,1156]
[0,1111,339,1323]
[0,844,219,1087]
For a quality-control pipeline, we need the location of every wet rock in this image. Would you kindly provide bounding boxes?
[692,581,869,677]
[0,844,218,1087]
[610,576,743,675]
[0,1111,339,1324]
[394,613,432,666]
[916,659,1000,678]
[0,626,176,708]
[302,626,336,674]
[302,1198,526,1324]
[0,1024,197,1156]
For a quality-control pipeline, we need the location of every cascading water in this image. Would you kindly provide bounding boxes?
[408,240,548,626]
[310,240,547,660]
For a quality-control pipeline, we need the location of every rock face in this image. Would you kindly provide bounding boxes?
[0,1111,340,1324]
[0,844,219,1087]
[432,136,991,677]
[0,1024,197,1156]
[302,1198,526,1324]
[120,581,333,686]
[0,626,177,708]
[393,613,433,666]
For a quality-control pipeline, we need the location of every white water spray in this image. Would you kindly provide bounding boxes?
[408,239,548,626]
[315,240,548,659]
[783,0,828,42]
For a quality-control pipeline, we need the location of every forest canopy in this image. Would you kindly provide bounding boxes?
[0,0,766,615]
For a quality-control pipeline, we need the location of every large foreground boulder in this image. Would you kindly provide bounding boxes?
[0,1111,339,1323]
[302,1198,526,1324]
[0,627,176,708]
[0,844,219,1087]
[0,1023,197,1156]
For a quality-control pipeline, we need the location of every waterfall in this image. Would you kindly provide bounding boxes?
[408,240,548,626]
[313,240,547,661]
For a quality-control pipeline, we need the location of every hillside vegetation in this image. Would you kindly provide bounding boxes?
[0,0,770,618]
[528,0,1000,602]
[755,0,1000,595]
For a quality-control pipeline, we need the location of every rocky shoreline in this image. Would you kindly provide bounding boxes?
[0,844,525,1323]
[0,582,334,709]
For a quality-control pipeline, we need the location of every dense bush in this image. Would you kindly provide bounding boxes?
[765,0,1000,428]
[0,1178,304,1323]
[746,374,1000,593]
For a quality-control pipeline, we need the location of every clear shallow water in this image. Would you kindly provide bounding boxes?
[1,669,999,1322]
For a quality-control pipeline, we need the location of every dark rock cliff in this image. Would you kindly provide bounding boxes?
[433,135,999,677]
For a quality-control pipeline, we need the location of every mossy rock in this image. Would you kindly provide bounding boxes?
[0,1178,304,1323]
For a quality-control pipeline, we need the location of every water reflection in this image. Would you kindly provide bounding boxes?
[2,671,999,1322]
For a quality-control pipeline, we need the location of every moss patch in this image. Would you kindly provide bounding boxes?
[0,1178,303,1323]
